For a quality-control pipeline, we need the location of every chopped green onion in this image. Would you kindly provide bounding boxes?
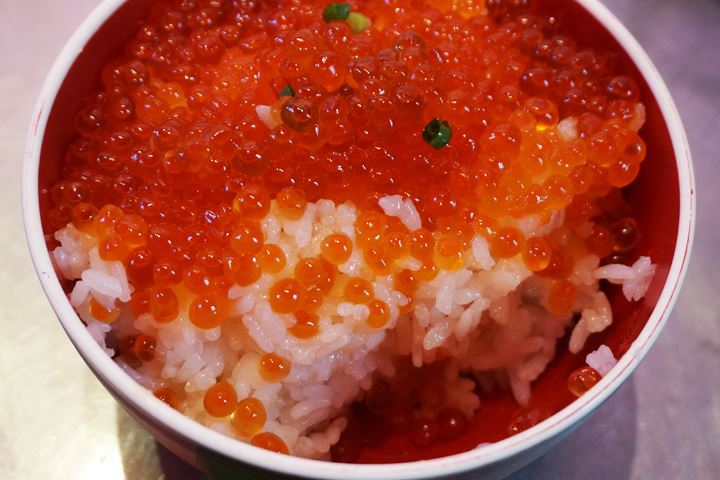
[279,84,295,97]
[346,12,371,33]
[323,3,351,23]
[422,119,452,149]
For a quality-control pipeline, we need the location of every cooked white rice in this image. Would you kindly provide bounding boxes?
[586,344,618,377]
[52,193,655,458]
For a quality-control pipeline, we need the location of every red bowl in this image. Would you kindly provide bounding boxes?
[23,0,695,478]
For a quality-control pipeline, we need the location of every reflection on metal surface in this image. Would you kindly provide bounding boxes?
[2,0,718,479]
[117,408,164,480]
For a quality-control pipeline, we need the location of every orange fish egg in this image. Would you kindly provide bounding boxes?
[568,367,602,397]
[384,231,410,259]
[522,236,553,272]
[415,262,439,282]
[115,214,148,247]
[355,211,387,249]
[71,202,98,228]
[98,233,128,262]
[321,233,353,265]
[250,432,289,454]
[226,253,263,287]
[410,229,435,261]
[231,397,267,437]
[276,186,308,220]
[258,353,291,383]
[302,286,325,312]
[93,204,123,239]
[393,269,417,297]
[363,244,395,276]
[89,297,120,324]
[433,232,464,271]
[204,382,238,418]
[537,249,574,280]
[230,221,264,256]
[152,258,182,287]
[189,294,227,329]
[586,224,615,258]
[367,300,390,328]
[149,287,179,324]
[611,217,640,252]
[344,278,374,304]
[132,334,156,362]
[153,387,179,409]
[43,0,651,461]
[295,257,335,292]
[490,228,524,260]
[129,290,151,316]
[259,244,287,274]
[290,310,320,339]
[233,185,271,220]
[269,278,305,314]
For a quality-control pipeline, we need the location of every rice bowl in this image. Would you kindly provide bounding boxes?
[23,0,694,477]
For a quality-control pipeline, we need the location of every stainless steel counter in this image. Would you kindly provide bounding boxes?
[1,1,717,478]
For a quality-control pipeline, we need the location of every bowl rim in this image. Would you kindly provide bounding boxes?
[22,0,695,478]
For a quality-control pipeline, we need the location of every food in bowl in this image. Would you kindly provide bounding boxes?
[44,0,657,461]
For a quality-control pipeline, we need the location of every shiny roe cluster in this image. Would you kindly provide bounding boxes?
[45,0,647,457]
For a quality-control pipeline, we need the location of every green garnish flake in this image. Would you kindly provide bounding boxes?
[422,119,452,149]
[346,12,371,33]
[323,3,351,23]
[279,84,295,98]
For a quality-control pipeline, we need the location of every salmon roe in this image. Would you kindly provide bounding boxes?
[393,269,417,297]
[149,288,179,323]
[45,0,644,306]
[231,397,267,437]
[259,353,291,383]
[295,257,335,292]
[302,286,325,312]
[433,233,464,271]
[153,387,179,409]
[522,236,553,272]
[89,297,120,324]
[367,300,390,328]
[490,228,524,260]
[277,187,308,220]
[251,432,289,454]
[233,185,271,220]
[320,233,353,265]
[44,0,649,461]
[269,278,305,313]
[189,294,227,329]
[344,278,374,304]
[226,253,262,286]
[204,382,238,418]
[132,334,156,362]
[230,221,264,256]
[290,310,320,339]
[259,244,286,274]
[568,366,602,397]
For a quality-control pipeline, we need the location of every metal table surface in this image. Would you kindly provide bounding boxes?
[1,1,717,479]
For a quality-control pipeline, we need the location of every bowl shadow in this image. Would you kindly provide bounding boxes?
[507,377,638,480]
